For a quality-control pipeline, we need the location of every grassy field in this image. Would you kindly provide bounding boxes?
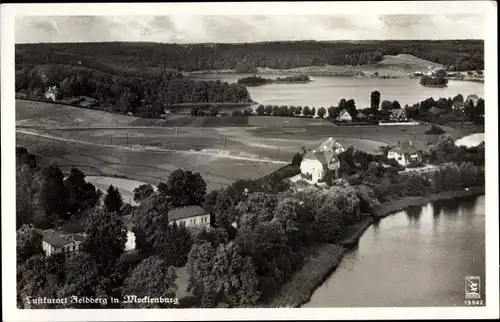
[16,99,140,127]
[16,132,283,192]
[257,54,444,77]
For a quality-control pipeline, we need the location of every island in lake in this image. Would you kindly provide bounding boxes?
[237,74,311,86]
[419,75,448,87]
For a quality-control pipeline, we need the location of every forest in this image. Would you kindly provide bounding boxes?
[16,40,484,73]
[15,64,252,117]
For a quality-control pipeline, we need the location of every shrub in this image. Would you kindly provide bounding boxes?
[425,125,446,135]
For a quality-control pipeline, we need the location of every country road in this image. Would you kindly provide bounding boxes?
[15,129,289,165]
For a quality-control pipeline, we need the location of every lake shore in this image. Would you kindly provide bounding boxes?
[371,186,485,218]
[265,186,485,308]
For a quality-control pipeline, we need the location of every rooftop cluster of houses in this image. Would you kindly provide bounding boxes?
[41,205,212,258]
[335,108,410,123]
[299,137,423,184]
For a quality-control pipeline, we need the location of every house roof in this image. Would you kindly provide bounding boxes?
[168,205,207,221]
[356,112,367,118]
[390,141,421,154]
[303,150,339,167]
[338,109,351,117]
[391,109,405,118]
[42,229,85,248]
[318,137,344,152]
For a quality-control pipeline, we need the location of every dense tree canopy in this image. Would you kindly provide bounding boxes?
[16,40,484,73]
[82,209,127,274]
[17,224,44,264]
[159,169,207,207]
[121,256,177,308]
[133,184,155,204]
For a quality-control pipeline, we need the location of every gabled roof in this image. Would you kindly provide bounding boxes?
[42,229,85,248]
[319,137,344,153]
[303,150,339,167]
[168,205,207,221]
[338,109,351,117]
[356,112,367,119]
[391,109,406,117]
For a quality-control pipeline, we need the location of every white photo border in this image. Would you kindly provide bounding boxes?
[2,1,498,320]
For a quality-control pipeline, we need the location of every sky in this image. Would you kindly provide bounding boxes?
[15,14,484,44]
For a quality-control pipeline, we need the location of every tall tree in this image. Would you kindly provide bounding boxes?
[82,209,127,273]
[17,254,59,309]
[160,169,207,207]
[131,193,170,255]
[211,242,260,307]
[317,107,326,118]
[17,224,44,264]
[104,185,124,214]
[58,253,107,308]
[39,164,68,216]
[64,168,100,213]
[133,184,155,204]
[370,90,381,111]
[121,256,177,308]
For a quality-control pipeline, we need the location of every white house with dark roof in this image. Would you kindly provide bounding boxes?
[300,150,340,184]
[168,205,211,229]
[336,109,352,122]
[387,140,423,167]
[41,228,85,259]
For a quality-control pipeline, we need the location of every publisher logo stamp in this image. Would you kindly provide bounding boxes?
[465,276,481,299]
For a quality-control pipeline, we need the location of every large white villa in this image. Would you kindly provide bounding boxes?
[299,138,344,184]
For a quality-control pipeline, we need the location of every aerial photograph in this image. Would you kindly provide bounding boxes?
[11,9,492,313]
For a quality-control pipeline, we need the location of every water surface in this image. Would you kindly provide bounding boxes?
[191,74,484,109]
[304,195,486,307]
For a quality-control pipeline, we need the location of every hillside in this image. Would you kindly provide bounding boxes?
[15,40,484,73]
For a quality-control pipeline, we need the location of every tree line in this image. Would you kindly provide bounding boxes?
[16,40,484,72]
[15,64,252,117]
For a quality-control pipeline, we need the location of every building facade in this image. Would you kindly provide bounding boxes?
[336,109,352,122]
[300,150,340,184]
[387,141,423,167]
[41,229,85,259]
[168,205,211,229]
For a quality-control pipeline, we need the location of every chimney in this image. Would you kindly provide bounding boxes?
[409,141,413,147]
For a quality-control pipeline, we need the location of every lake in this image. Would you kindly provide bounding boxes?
[191,74,484,109]
[456,133,485,148]
[303,195,486,307]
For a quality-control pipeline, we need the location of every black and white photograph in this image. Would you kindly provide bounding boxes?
[1,1,498,321]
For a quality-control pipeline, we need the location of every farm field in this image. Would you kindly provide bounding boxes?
[16,132,284,191]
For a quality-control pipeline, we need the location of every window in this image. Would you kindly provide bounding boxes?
[193,219,197,225]
[72,245,75,251]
